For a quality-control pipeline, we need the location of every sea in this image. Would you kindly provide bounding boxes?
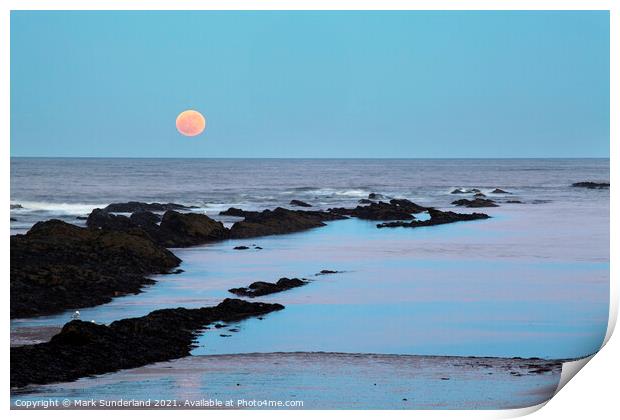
[10,158,610,408]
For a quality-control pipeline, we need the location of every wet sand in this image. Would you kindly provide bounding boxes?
[11,352,562,410]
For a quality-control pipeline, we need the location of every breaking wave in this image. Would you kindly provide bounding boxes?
[9,201,107,216]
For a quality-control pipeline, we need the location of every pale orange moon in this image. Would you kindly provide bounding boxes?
[176,110,206,136]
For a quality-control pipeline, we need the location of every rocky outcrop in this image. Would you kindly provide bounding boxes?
[130,210,162,225]
[290,200,312,207]
[103,201,195,213]
[229,207,345,239]
[450,188,481,194]
[12,195,490,320]
[452,198,499,208]
[377,209,490,229]
[389,199,429,213]
[222,200,428,234]
[156,211,228,247]
[87,209,228,247]
[90,204,353,243]
[219,207,253,217]
[333,202,414,220]
[329,199,428,221]
[490,188,511,194]
[571,182,610,189]
[316,269,342,275]
[10,220,181,318]
[10,299,284,388]
[86,208,136,231]
[229,278,307,297]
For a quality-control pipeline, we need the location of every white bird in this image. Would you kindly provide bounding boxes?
[71,310,80,320]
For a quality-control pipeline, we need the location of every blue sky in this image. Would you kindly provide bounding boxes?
[11,11,609,158]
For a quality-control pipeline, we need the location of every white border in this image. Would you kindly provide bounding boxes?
[2,1,616,419]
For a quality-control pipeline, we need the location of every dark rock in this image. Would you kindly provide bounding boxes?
[302,210,348,221]
[276,277,307,288]
[290,200,312,208]
[75,216,88,220]
[103,201,194,213]
[130,210,162,226]
[229,207,344,239]
[229,277,307,297]
[254,246,263,249]
[86,208,228,248]
[10,220,181,318]
[490,188,511,194]
[571,182,610,189]
[506,200,523,204]
[388,199,428,213]
[86,208,135,231]
[453,188,481,194]
[11,204,23,209]
[452,198,499,208]
[220,334,232,337]
[171,269,185,274]
[85,208,128,229]
[450,188,480,194]
[10,217,17,222]
[234,246,250,250]
[368,193,384,200]
[156,211,229,247]
[214,323,226,329]
[329,199,428,221]
[316,270,341,275]
[377,208,490,229]
[10,299,284,387]
[358,199,374,204]
[473,192,486,198]
[219,207,254,217]
[348,202,415,220]
[90,204,351,244]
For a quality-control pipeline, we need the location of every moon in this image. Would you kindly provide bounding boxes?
[176,110,206,136]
